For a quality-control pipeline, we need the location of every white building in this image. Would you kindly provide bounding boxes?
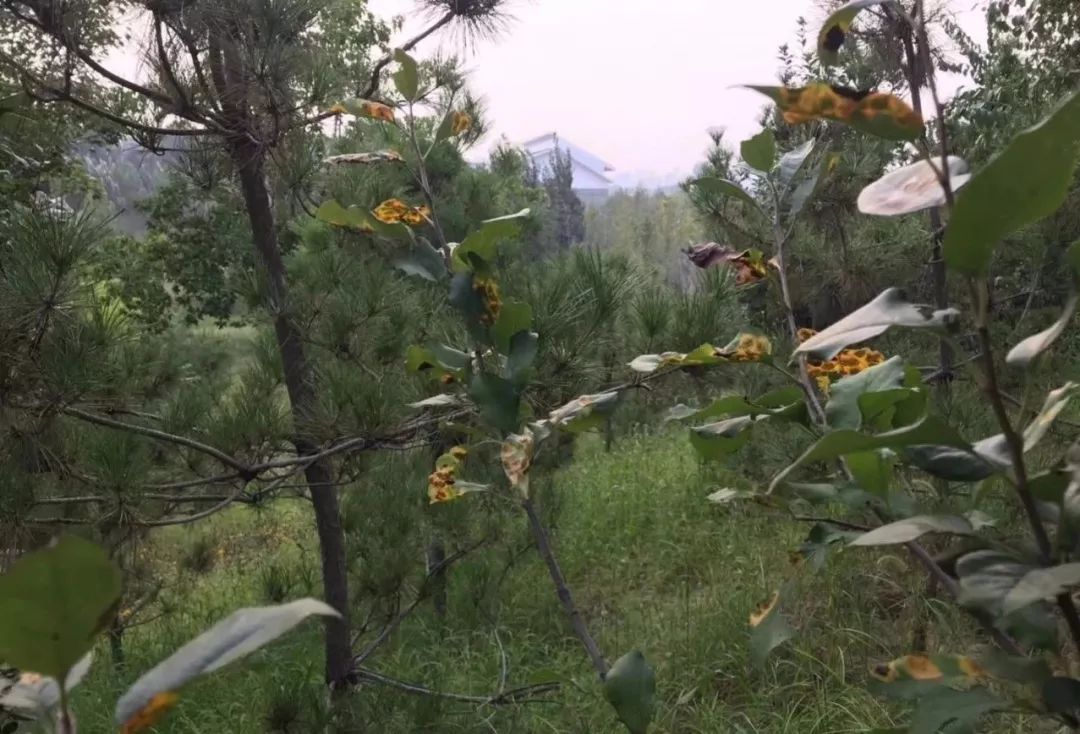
[522,133,615,205]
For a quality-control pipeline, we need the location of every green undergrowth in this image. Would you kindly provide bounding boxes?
[70,428,1025,733]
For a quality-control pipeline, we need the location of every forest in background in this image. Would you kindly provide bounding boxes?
[2,0,1080,732]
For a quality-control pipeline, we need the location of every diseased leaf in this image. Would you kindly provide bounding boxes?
[818,0,897,65]
[857,156,971,216]
[323,150,403,166]
[851,515,974,546]
[1007,295,1078,368]
[750,589,796,667]
[1024,383,1079,451]
[115,600,338,727]
[408,394,461,409]
[1003,563,1080,615]
[778,139,816,186]
[0,536,120,679]
[688,177,766,220]
[741,129,776,172]
[330,98,396,123]
[943,89,1080,274]
[746,84,924,141]
[0,651,93,716]
[794,288,959,361]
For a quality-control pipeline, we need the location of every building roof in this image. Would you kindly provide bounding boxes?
[522,133,616,185]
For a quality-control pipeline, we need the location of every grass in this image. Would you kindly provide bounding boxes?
[70,426,1030,733]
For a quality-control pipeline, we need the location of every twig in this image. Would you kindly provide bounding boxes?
[353,668,559,706]
[522,497,608,680]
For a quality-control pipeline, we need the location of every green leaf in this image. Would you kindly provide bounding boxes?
[1003,563,1080,616]
[689,177,766,220]
[690,416,755,461]
[0,536,121,679]
[908,687,1004,734]
[769,415,970,492]
[956,550,1032,612]
[1042,677,1080,717]
[1007,295,1078,368]
[818,0,897,66]
[492,301,533,355]
[392,48,420,102]
[826,356,906,430]
[603,651,656,734]
[778,139,816,186]
[430,343,471,371]
[741,129,776,172]
[506,330,539,381]
[851,515,974,546]
[794,289,959,361]
[977,649,1052,684]
[1024,382,1080,451]
[903,445,998,482]
[115,600,338,728]
[943,89,1080,275]
[750,590,796,667]
[452,209,531,273]
[468,373,521,434]
[667,387,804,423]
[845,450,895,496]
[799,522,861,571]
[391,238,447,281]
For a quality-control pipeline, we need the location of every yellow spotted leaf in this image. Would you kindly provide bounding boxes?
[747,83,924,141]
[749,591,779,628]
[451,111,472,136]
[121,691,180,734]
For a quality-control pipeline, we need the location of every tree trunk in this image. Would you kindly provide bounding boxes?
[231,138,352,688]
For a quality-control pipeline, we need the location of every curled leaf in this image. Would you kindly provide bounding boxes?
[549,391,619,432]
[115,600,339,729]
[323,151,403,166]
[794,289,958,361]
[331,98,396,123]
[858,156,972,216]
[501,431,535,498]
[717,333,772,362]
[749,591,780,628]
[1007,294,1078,368]
[686,243,768,285]
[818,0,898,65]
[747,83,924,141]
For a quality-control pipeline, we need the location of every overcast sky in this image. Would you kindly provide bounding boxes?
[367,0,989,186]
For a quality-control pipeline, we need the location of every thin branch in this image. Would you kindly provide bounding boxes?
[522,497,608,680]
[352,537,489,666]
[358,12,455,99]
[59,406,249,472]
[354,668,559,706]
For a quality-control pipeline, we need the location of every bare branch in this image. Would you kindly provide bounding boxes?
[353,668,559,706]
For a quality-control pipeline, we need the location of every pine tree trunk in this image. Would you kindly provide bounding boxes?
[231,138,352,688]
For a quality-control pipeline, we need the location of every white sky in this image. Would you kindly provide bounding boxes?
[368,0,989,185]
